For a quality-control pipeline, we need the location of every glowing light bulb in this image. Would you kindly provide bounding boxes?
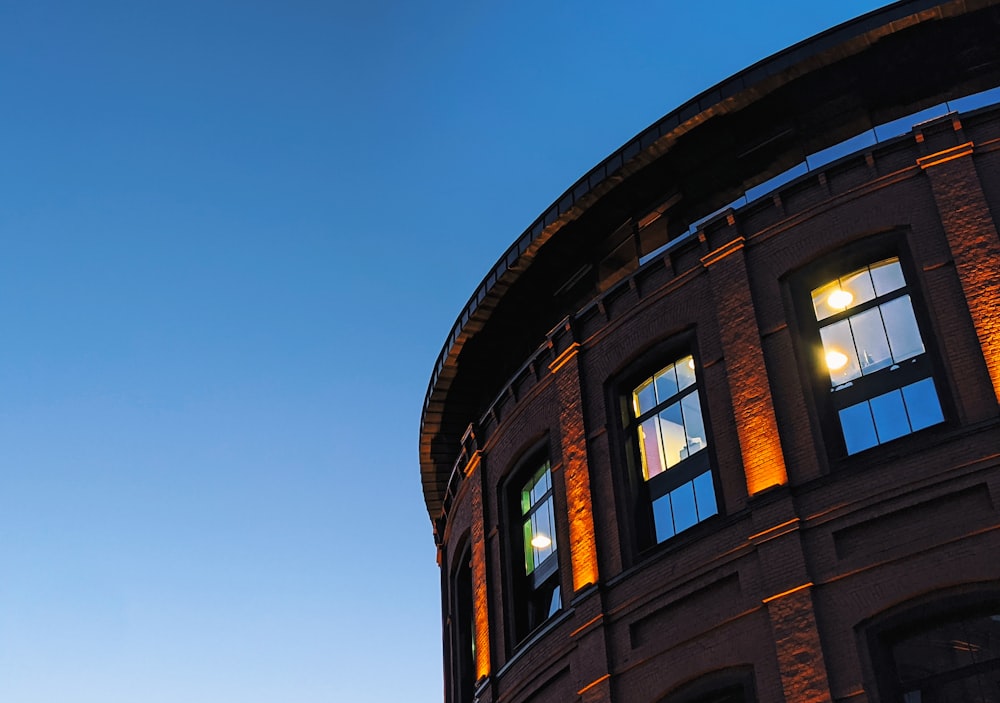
[687,358,695,370]
[828,289,853,310]
[826,350,849,370]
[530,534,552,549]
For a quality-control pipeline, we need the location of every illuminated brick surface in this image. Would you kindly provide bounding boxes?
[424,3,1000,702]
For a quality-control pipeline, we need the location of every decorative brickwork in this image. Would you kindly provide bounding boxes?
[423,4,1000,702]
[702,235,789,496]
[921,143,1000,410]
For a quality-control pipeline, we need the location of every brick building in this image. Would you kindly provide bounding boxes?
[419,1,1000,701]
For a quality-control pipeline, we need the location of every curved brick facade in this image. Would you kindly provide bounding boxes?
[421,3,1000,702]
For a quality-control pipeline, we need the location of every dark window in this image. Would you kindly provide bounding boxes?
[451,547,474,703]
[878,607,1000,702]
[806,255,943,454]
[658,667,757,703]
[509,458,560,644]
[626,354,718,546]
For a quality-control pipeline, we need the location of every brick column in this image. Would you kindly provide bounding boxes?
[548,326,611,703]
[702,233,788,495]
[549,340,600,592]
[751,515,833,703]
[919,141,1000,408]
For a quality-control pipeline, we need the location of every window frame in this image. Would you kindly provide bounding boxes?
[503,446,562,648]
[865,590,1000,703]
[449,543,475,703]
[790,235,948,459]
[613,336,721,556]
[657,666,758,703]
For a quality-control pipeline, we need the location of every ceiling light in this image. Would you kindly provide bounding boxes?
[828,289,853,310]
[531,534,552,549]
[826,350,849,370]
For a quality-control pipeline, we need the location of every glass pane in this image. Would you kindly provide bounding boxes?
[693,470,718,520]
[812,278,846,321]
[543,497,556,553]
[870,257,906,296]
[851,307,893,375]
[533,464,550,504]
[820,319,861,385]
[638,416,666,480]
[840,266,876,309]
[902,378,944,431]
[670,482,698,533]
[892,611,1000,695]
[521,487,531,515]
[840,401,878,454]
[531,499,555,566]
[870,389,910,443]
[653,363,679,403]
[676,355,696,391]
[547,585,561,618]
[523,520,534,575]
[658,401,687,469]
[680,390,708,459]
[882,295,924,363]
[633,377,656,417]
[651,494,676,543]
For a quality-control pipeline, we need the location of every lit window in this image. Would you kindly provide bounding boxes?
[809,257,943,454]
[628,355,718,545]
[521,462,557,577]
[510,459,560,643]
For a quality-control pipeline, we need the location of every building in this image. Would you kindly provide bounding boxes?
[418,1,1000,701]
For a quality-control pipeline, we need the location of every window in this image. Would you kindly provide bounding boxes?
[809,256,943,454]
[509,459,560,643]
[872,602,1000,702]
[626,354,718,546]
[451,547,474,703]
[657,666,757,703]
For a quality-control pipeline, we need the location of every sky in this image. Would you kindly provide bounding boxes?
[0,2,888,702]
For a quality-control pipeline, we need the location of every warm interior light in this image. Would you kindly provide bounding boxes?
[828,289,853,310]
[826,350,849,370]
[688,358,695,370]
[530,534,552,549]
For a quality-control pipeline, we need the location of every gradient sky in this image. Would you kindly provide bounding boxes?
[1,2,887,702]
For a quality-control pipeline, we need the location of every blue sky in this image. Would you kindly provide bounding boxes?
[0,2,886,701]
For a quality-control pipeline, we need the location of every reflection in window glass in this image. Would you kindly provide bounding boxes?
[633,357,708,478]
[870,258,906,296]
[547,586,561,618]
[851,307,893,374]
[882,296,924,362]
[654,366,679,404]
[693,471,718,517]
[838,379,944,454]
[821,319,862,385]
[902,378,945,430]
[521,462,556,575]
[839,402,879,454]
[886,608,1000,702]
[870,389,910,443]
[651,470,718,543]
[638,416,665,479]
[631,354,718,545]
[681,392,706,459]
[839,267,876,309]
[811,256,943,454]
